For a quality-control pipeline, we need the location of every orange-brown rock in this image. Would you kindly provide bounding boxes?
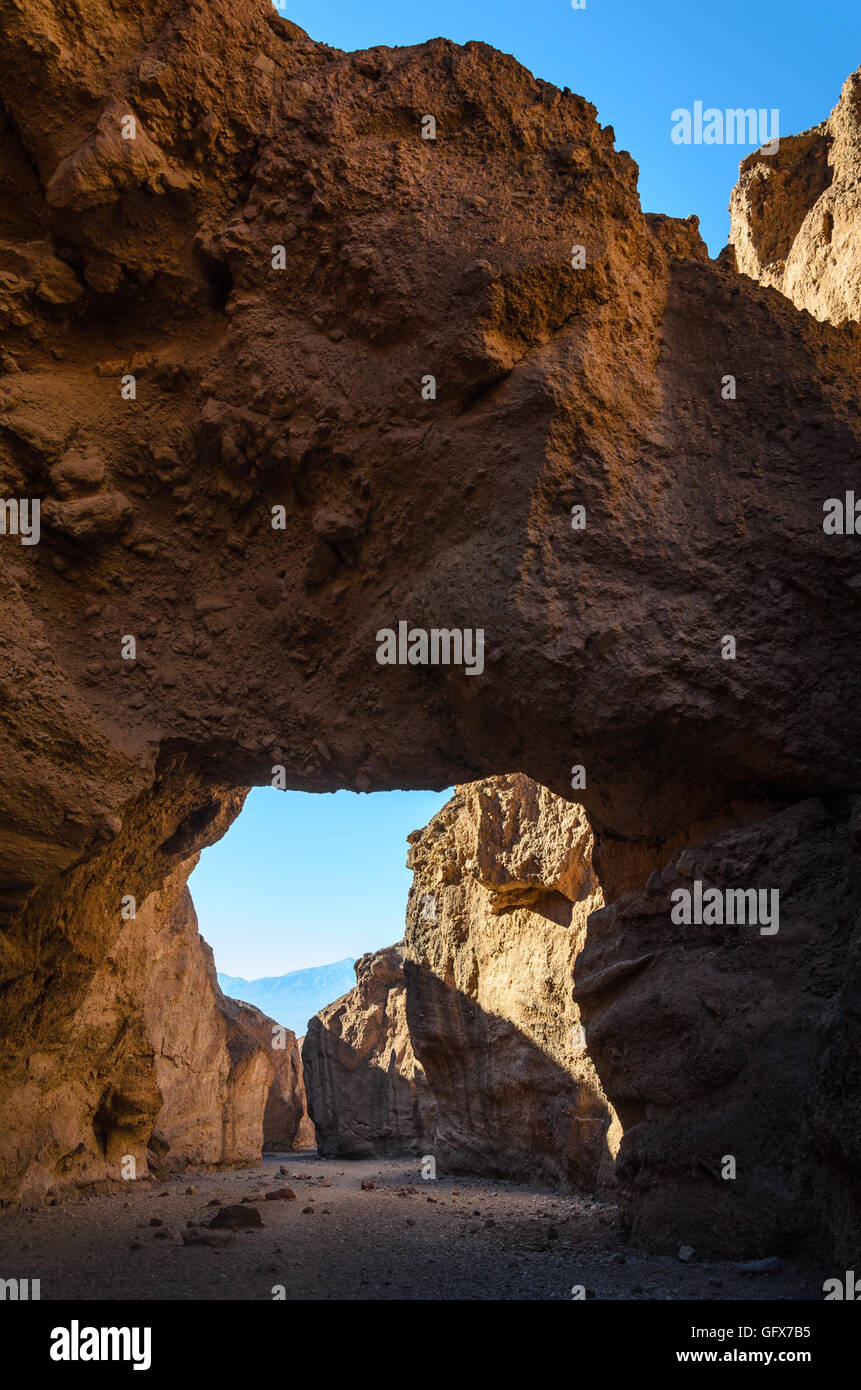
[730,68,861,322]
[132,872,269,1176]
[576,797,861,1262]
[303,946,435,1157]
[404,776,619,1189]
[0,835,311,1202]
[0,1,859,1259]
[223,995,315,1152]
[1,3,859,912]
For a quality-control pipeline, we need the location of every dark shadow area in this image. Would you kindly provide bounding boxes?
[404,965,615,1194]
[303,963,615,1195]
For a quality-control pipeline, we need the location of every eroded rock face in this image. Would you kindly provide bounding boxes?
[303,776,619,1189]
[0,3,859,918]
[575,797,861,1261]
[404,776,619,1189]
[730,68,861,322]
[126,871,251,1177]
[0,1,858,1256]
[303,946,435,1157]
[223,995,315,1152]
[0,840,311,1202]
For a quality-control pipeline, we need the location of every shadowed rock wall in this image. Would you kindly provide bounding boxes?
[403,776,620,1191]
[303,944,436,1157]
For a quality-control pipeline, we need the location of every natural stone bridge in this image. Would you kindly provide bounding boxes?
[0,0,859,1261]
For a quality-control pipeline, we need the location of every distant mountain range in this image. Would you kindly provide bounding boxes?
[217,957,357,1036]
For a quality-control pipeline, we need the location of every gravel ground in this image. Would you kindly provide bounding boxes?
[0,1152,825,1301]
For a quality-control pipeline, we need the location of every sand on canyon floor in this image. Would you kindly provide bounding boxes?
[0,1153,826,1301]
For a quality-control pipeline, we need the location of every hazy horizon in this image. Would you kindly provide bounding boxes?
[217,955,360,1033]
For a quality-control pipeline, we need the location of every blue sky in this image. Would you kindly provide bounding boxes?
[278,0,860,254]
[190,788,451,975]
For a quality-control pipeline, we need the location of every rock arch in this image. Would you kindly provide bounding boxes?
[0,1,859,1257]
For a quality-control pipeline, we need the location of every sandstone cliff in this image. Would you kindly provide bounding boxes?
[303,776,619,1190]
[730,67,861,321]
[224,995,315,1151]
[121,868,267,1176]
[303,945,435,1157]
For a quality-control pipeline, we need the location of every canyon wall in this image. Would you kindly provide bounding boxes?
[403,776,619,1190]
[300,767,861,1261]
[303,945,435,1157]
[227,995,315,1151]
[730,66,861,322]
[0,838,311,1203]
[0,0,858,1258]
[304,776,619,1190]
[576,797,861,1261]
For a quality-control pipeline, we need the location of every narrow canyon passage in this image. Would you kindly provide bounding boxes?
[3,770,851,1303]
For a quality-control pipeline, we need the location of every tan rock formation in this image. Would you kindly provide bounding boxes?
[122,869,259,1175]
[404,775,619,1190]
[0,0,859,1257]
[215,989,277,1167]
[304,776,618,1189]
[0,840,311,1202]
[303,945,435,1157]
[730,68,861,321]
[224,996,315,1151]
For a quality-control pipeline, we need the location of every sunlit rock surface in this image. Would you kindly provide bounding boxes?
[730,68,861,322]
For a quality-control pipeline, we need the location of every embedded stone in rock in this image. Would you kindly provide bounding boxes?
[42,491,134,541]
[45,102,174,214]
[49,447,107,497]
[33,258,84,306]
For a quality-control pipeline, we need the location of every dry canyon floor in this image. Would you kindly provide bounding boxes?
[0,1154,826,1301]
